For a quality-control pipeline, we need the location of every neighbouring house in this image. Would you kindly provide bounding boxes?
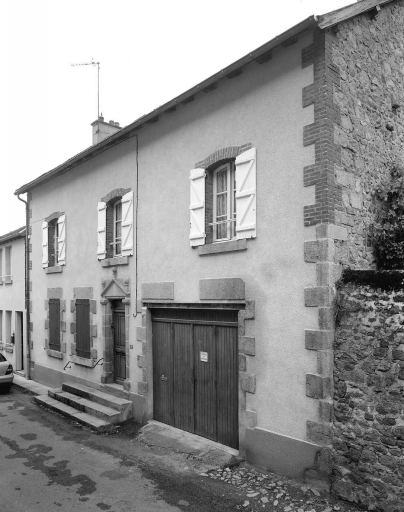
[14,0,404,498]
[0,227,27,374]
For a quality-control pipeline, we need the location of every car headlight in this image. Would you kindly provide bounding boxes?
[5,364,13,375]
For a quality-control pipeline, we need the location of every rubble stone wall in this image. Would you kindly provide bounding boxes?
[331,0,404,269]
[333,272,404,511]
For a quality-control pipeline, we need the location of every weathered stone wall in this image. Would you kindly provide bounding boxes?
[331,0,404,269]
[334,272,404,511]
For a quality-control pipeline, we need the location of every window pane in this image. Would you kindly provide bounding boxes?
[216,193,227,218]
[216,170,227,193]
[116,241,121,255]
[116,202,122,221]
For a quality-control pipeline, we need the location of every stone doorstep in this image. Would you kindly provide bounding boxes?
[62,381,132,414]
[49,390,123,424]
[33,395,109,430]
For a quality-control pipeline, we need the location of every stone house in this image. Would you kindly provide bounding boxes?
[14,0,404,493]
[0,226,27,374]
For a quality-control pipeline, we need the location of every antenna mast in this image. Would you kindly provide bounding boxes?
[71,59,100,119]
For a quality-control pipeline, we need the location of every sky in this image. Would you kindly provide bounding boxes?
[0,0,354,235]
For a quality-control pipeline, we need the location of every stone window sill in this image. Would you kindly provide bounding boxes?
[46,266,63,274]
[47,349,63,359]
[72,355,95,368]
[5,344,13,353]
[197,239,248,256]
[3,277,13,284]
[101,256,129,267]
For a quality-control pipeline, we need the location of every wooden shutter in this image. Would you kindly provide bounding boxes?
[76,299,91,358]
[42,221,49,268]
[121,191,134,257]
[189,168,206,246]
[57,215,66,266]
[97,202,107,260]
[49,299,60,351]
[235,147,257,239]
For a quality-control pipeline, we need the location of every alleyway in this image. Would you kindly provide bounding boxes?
[0,386,362,512]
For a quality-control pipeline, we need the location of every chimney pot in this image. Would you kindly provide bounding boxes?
[99,116,104,122]
[115,122,120,127]
[109,120,114,125]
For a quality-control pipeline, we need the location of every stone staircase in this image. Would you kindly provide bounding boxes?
[34,381,133,430]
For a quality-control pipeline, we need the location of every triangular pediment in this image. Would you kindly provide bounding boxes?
[101,279,129,299]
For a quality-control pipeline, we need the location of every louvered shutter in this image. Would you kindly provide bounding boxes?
[121,191,134,257]
[97,202,107,260]
[235,147,257,239]
[42,221,49,268]
[57,215,66,266]
[189,168,206,246]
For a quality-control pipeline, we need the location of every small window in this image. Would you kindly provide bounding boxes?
[113,200,122,256]
[76,299,90,358]
[213,163,236,241]
[49,299,60,351]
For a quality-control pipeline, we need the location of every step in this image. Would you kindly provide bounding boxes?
[62,381,132,418]
[49,390,123,424]
[34,395,110,431]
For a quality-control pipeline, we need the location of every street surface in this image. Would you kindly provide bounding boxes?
[0,387,362,512]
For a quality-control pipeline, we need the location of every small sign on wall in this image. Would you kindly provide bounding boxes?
[200,351,208,362]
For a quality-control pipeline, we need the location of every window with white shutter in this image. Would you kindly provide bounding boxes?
[121,191,134,257]
[235,147,256,239]
[189,168,206,246]
[57,215,66,265]
[42,221,49,268]
[97,202,107,260]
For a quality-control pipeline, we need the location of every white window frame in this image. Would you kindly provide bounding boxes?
[212,162,236,242]
[113,200,122,256]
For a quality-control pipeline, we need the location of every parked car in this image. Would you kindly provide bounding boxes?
[0,353,13,391]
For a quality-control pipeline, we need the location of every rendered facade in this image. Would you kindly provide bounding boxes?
[15,0,404,489]
[0,227,27,374]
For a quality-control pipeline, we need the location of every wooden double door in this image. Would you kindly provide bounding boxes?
[152,308,239,449]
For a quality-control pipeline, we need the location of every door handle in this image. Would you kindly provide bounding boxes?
[161,375,167,381]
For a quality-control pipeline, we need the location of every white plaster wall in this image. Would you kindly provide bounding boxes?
[29,28,318,441]
[0,237,26,370]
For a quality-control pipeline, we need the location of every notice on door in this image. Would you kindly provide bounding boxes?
[200,351,208,362]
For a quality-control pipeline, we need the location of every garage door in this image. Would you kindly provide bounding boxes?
[152,308,239,449]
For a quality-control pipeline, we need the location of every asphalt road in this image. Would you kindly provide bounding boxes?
[0,386,245,512]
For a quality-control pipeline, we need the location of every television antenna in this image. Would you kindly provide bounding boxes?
[71,59,100,119]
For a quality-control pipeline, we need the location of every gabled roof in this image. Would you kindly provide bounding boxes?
[14,0,398,195]
[0,226,26,245]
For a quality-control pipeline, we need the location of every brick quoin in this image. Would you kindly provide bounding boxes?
[302,29,342,227]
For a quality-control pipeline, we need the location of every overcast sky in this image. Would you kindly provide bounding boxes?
[0,0,354,235]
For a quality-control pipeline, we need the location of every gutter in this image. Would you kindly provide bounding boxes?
[16,194,30,380]
[14,16,317,195]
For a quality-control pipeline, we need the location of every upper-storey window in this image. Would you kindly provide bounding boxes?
[113,200,122,256]
[189,147,256,247]
[213,163,237,241]
[42,214,66,269]
[97,190,133,261]
[5,246,11,283]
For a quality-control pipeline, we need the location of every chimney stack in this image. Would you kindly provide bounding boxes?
[91,116,122,145]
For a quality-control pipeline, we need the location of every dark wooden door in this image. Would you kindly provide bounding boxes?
[113,304,126,383]
[152,309,238,448]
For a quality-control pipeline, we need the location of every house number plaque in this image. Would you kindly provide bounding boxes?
[200,351,208,362]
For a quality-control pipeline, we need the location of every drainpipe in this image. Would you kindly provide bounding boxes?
[17,193,30,379]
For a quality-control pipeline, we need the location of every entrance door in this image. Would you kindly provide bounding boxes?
[112,301,126,383]
[152,308,238,449]
[15,312,24,372]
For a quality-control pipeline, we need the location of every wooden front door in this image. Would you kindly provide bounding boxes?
[152,308,238,449]
[113,302,126,383]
